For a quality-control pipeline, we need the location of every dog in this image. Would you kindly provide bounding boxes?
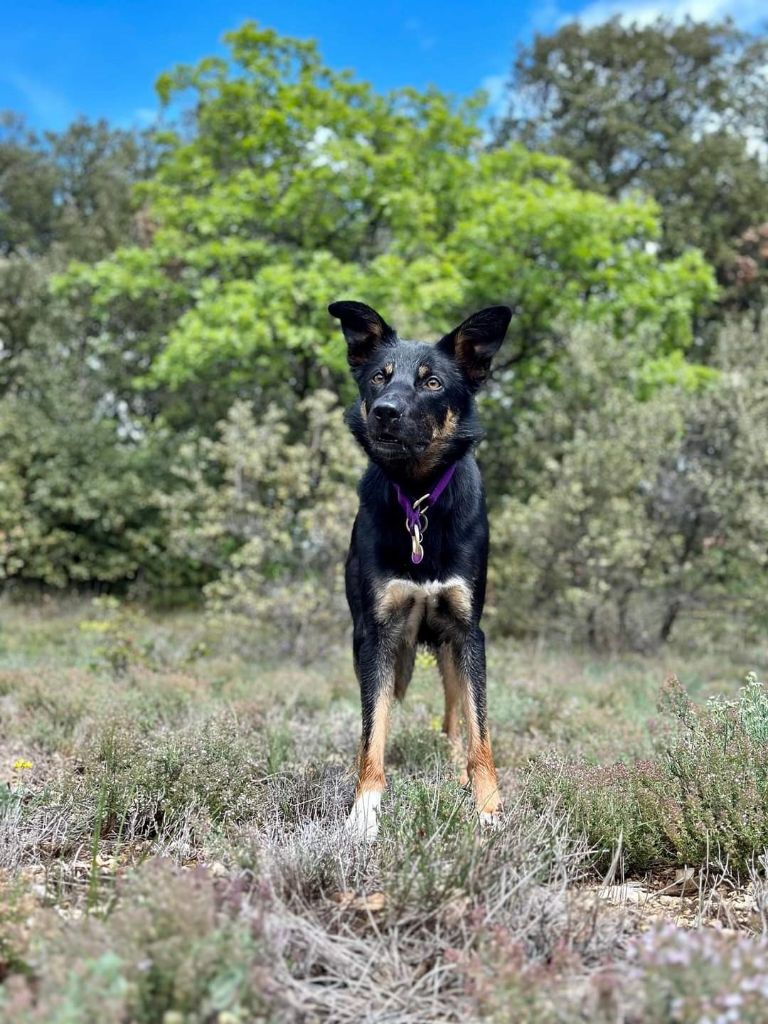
[328,300,512,839]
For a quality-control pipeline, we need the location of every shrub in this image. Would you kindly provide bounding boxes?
[79,596,155,678]
[0,860,273,1024]
[488,319,768,650]
[247,775,626,1023]
[167,390,363,660]
[0,389,169,590]
[457,923,768,1023]
[529,673,768,873]
[624,924,768,1023]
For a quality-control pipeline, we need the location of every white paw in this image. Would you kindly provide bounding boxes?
[478,810,502,828]
[345,791,382,841]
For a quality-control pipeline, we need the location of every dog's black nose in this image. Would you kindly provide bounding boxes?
[372,401,402,426]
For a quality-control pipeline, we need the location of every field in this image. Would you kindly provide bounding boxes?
[2,599,768,1023]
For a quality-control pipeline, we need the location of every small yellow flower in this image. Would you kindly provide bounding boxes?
[13,759,33,772]
[415,649,437,670]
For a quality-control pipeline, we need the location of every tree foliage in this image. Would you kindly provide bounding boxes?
[495,17,768,300]
[0,114,151,393]
[60,22,714,433]
[0,115,164,589]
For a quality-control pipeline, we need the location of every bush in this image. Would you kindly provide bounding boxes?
[167,390,363,660]
[488,319,768,650]
[0,389,169,590]
[529,673,768,873]
[624,924,768,1023]
[0,860,273,1024]
[458,923,768,1023]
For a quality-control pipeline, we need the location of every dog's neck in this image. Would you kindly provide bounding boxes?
[369,450,471,494]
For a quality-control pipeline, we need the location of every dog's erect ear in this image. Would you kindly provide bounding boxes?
[436,306,512,388]
[328,301,396,367]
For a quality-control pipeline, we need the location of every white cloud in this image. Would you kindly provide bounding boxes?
[529,0,566,31]
[567,0,767,29]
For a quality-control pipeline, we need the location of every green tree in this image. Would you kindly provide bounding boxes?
[0,365,174,591]
[0,113,57,256]
[0,113,151,260]
[495,18,768,291]
[61,21,714,437]
[0,115,151,393]
[0,117,169,591]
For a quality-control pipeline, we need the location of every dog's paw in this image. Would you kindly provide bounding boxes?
[478,810,502,829]
[345,791,382,841]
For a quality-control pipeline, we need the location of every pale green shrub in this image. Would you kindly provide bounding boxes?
[0,860,272,1024]
[529,673,768,873]
[167,390,363,660]
[488,319,768,649]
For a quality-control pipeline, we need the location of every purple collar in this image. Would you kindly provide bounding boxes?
[391,463,458,564]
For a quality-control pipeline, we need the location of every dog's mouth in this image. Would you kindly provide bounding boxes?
[369,429,429,460]
[374,430,405,446]
[371,434,409,457]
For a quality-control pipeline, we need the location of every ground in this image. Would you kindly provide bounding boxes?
[1,598,768,1022]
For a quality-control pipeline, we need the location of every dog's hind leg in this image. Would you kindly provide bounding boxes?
[346,637,395,841]
[393,643,416,701]
[437,643,469,786]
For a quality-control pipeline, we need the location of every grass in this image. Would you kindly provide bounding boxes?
[2,597,768,1021]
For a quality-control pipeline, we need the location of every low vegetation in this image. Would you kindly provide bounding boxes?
[2,600,768,1021]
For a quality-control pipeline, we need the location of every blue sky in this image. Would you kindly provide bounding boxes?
[1,0,765,132]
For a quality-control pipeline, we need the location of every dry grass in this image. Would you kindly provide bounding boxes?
[1,598,768,1022]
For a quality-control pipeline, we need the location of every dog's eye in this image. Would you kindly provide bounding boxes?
[371,371,385,385]
[424,376,443,391]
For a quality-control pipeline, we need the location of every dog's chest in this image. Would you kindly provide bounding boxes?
[374,577,473,644]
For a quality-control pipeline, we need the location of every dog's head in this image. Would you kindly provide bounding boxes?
[329,301,512,478]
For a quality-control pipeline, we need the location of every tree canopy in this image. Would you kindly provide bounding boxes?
[60,22,714,433]
[494,17,768,300]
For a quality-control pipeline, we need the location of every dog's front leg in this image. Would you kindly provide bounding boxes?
[448,629,501,822]
[346,635,395,840]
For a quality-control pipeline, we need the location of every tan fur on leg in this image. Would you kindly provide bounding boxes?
[462,683,501,818]
[347,682,393,839]
[356,685,392,796]
[438,645,469,786]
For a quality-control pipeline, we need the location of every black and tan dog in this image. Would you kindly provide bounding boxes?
[329,300,512,839]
